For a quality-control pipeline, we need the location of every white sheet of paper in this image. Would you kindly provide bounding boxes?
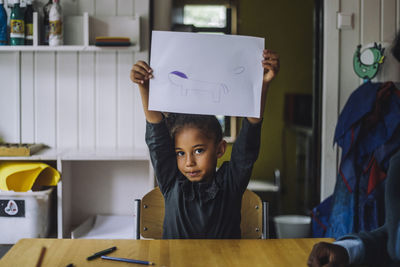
[149,31,265,117]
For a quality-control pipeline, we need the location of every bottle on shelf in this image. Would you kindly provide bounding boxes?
[10,0,25,45]
[0,0,7,45]
[42,0,52,45]
[24,0,34,45]
[49,0,62,46]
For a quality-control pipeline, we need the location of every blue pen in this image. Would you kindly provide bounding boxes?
[101,255,154,265]
[87,246,117,260]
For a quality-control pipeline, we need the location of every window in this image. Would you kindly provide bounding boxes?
[172,3,232,34]
[216,115,237,143]
[183,5,227,28]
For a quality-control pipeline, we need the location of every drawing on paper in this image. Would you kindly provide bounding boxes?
[168,71,230,103]
[233,66,245,75]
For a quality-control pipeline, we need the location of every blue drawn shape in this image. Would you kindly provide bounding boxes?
[170,71,188,79]
[168,70,230,103]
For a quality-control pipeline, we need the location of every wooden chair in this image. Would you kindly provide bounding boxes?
[135,187,269,239]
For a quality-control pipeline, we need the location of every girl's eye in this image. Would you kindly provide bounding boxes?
[176,151,185,157]
[194,148,204,154]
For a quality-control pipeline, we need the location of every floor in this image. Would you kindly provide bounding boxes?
[0,245,13,259]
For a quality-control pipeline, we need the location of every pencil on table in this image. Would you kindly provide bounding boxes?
[36,246,46,267]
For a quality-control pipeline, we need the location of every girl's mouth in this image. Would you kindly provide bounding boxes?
[187,171,200,177]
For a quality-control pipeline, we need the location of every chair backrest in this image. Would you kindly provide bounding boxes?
[137,187,266,239]
[241,189,263,239]
[140,187,164,239]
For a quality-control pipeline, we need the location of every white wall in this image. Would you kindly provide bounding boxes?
[0,0,149,150]
[321,0,400,200]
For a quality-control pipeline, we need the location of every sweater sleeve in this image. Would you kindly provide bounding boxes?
[334,238,365,264]
[384,149,400,262]
[145,119,180,194]
[338,226,390,266]
[335,150,400,265]
[227,118,262,192]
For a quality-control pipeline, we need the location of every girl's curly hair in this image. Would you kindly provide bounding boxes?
[165,113,223,144]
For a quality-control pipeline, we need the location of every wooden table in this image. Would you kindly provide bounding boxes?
[0,238,333,267]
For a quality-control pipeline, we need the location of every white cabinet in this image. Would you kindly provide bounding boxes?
[0,149,154,239]
[0,0,152,240]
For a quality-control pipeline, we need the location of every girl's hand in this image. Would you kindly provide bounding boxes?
[130,60,153,86]
[130,61,162,123]
[262,49,280,84]
[248,49,280,123]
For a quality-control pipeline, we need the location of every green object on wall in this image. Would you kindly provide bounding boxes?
[353,43,385,82]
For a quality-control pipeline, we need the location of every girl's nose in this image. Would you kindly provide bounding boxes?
[185,154,195,167]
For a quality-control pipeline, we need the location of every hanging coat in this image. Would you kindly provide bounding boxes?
[312,81,400,238]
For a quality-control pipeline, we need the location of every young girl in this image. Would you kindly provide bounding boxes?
[130,49,279,239]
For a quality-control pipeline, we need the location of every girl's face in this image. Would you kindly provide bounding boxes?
[174,126,226,183]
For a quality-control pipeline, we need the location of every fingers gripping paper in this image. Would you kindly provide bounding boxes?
[149,31,265,117]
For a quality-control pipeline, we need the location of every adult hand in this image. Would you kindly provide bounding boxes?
[307,242,350,267]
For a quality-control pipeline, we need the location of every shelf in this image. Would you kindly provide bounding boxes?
[71,215,136,239]
[60,148,149,161]
[0,147,149,161]
[0,45,140,52]
[0,12,141,52]
[0,148,58,160]
[247,180,280,192]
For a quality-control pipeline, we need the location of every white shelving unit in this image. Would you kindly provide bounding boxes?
[0,0,152,242]
[0,12,140,52]
[0,148,154,239]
